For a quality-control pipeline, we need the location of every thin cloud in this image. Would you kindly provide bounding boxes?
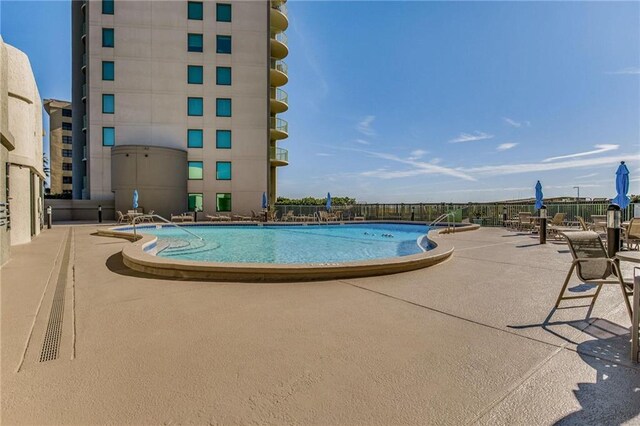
[407,149,428,160]
[289,12,329,99]
[575,173,599,179]
[543,144,619,162]
[606,67,640,75]
[497,143,518,151]
[503,117,531,128]
[464,154,634,176]
[315,153,333,157]
[449,131,494,144]
[361,151,476,181]
[357,116,376,136]
[354,139,370,145]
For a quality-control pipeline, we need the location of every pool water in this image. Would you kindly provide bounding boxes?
[133,223,431,264]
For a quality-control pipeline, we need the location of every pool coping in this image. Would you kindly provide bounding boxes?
[98,221,479,282]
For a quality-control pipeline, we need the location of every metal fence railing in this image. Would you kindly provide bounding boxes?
[274,202,639,226]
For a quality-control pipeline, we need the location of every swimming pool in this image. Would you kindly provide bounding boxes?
[130,223,431,264]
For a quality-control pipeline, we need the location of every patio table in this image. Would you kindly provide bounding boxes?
[615,250,640,363]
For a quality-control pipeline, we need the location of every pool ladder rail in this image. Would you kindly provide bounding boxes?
[428,212,456,233]
[130,214,204,242]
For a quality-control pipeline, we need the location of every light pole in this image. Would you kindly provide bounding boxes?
[573,186,580,201]
[574,186,580,219]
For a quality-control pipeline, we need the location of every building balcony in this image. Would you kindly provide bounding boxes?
[82,115,87,133]
[270,59,288,87]
[81,53,87,73]
[270,30,288,59]
[81,22,87,42]
[270,117,288,140]
[82,83,86,102]
[270,147,289,167]
[270,0,288,31]
[270,88,288,113]
[81,0,86,13]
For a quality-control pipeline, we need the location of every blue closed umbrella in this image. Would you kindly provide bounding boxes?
[535,181,544,210]
[133,189,139,209]
[262,192,268,209]
[612,161,630,209]
[326,193,332,211]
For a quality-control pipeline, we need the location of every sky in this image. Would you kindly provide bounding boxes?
[1,1,639,202]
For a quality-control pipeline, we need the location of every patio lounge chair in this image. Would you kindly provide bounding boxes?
[206,214,231,222]
[517,212,533,231]
[282,211,295,222]
[555,231,634,321]
[623,218,640,250]
[576,216,590,231]
[116,211,127,224]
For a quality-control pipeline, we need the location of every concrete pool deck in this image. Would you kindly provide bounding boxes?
[1,225,639,424]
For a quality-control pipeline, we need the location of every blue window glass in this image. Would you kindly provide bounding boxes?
[188,33,203,52]
[216,193,231,212]
[188,161,203,180]
[102,61,114,81]
[216,162,231,180]
[187,129,203,148]
[188,1,203,20]
[216,4,232,22]
[216,130,231,149]
[102,28,114,47]
[103,127,115,146]
[102,0,114,14]
[188,97,203,116]
[62,122,72,130]
[216,67,231,85]
[188,193,203,211]
[216,98,231,117]
[216,35,231,54]
[62,109,72,117]
[102,94,114,114]
[187,65,203,84]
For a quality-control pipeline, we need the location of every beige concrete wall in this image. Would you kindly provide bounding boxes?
[111,145,187,218]
[0,37,13,265]
[85,0,269,214]
[3,40,45,246]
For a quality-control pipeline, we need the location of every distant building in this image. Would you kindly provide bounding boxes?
[0,36,46,264]
[72,0,290,217]
[44,99,73,195]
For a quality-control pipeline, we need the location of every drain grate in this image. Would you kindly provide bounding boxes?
[39,229,72,362]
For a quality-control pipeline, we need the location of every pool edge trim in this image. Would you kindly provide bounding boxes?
[100,222,478,282]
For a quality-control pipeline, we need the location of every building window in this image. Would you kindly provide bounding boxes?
[102,28,114,47]
[187,65,203,84]
[62,122,72,130]
[216,35,231,54]
[102,94,115,114]
[187,97,203,116]
[188,161,203,180]
[62,136,72,144]
[62,108,72,117]
[216,193,231,212]
[187,129,203,148]
[216,98,231,117]
[102,61,114,80]
[188,33,203,52]
[63,176,73,184]
[216,130,231,149]
[216,4,232,22]
[63,163,73,171]
[62,149,73,158]
[216,67,231,85]
[102,0,114,14]
[216,161,231,180]
[188,193,203,212]
[188,1,203,20]
[103,127,115,146]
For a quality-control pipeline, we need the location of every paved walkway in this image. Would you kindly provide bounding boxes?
[1,225,638,425]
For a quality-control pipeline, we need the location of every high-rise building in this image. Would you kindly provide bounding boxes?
[72,0,289,217]
[0,36,46,264]
[44,99,74,196]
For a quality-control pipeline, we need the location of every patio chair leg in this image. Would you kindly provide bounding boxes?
[612,262,634,321]
[555,263,576,308]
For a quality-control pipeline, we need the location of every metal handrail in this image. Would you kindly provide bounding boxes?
[429,212,456,232]
[131,214,204,241]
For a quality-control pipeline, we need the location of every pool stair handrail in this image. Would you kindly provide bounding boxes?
[131,214,204,241]
[429,212,456,232]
